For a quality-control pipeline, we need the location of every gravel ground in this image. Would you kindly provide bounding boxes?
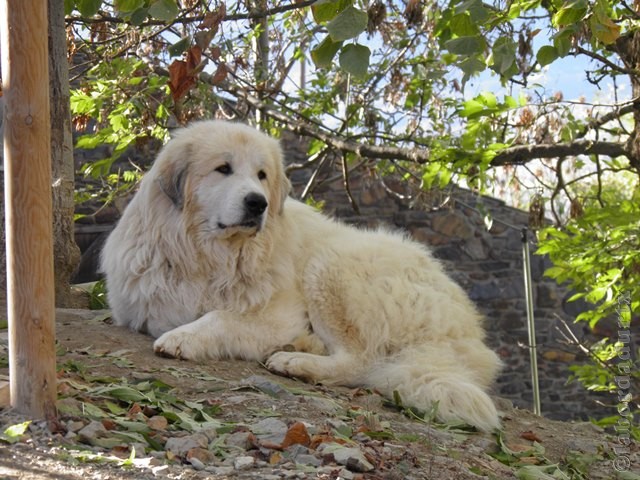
[0,308,636,479]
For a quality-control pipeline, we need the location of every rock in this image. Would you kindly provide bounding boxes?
[319,443,375,472]
[131,442,148,458]
[164,433,208,457]
[77,420,109,445]
[225,430,255,451]
[431,213,473,239]
[146,415,168,431]
[469,281,500,301]
[284,444,322,467]
[65,420,85,433]
[240,375,294,399]
[293,453,322,467]
[233,455,255,470]
[537,283,559,308]
[463,236,489,260]
[186,447,216,464]
[188,457,205,471]
[205,466,234,475]
[250,418,288,445]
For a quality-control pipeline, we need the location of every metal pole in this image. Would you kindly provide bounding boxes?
[522,227,541,416]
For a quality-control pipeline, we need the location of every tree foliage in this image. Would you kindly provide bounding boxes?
[63,0,638,426]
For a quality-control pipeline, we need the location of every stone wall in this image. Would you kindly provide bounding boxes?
[281,134,609,422]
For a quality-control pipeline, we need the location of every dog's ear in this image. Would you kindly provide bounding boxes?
[278,174,291,214]
[157,163,188,209]
[268,141,290,215]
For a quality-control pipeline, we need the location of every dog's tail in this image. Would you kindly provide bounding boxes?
[363,340,502,432]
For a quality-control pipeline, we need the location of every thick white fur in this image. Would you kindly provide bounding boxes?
[101,120,502,432]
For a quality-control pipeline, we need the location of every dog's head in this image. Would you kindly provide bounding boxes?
[153,120,290,238]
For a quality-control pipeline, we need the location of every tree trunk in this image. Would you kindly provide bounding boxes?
[48,0,80,307]
[615,29,640,175]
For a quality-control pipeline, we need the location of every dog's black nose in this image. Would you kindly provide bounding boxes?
[244,192,268,216]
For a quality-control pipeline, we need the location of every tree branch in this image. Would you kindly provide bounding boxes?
[577,101,637,139]
[66,0,317,27]
[206,76,632,168]
[490,140,629,166]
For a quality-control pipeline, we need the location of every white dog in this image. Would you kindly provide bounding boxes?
[101,120,502,431]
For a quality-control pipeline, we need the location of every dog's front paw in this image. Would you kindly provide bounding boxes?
[154,330,206,360]
[265,351,313,380]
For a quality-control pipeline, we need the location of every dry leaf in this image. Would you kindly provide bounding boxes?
[269,451,283,465]
[211,63,228,85]
[520,430,542,442]
[281,421,311,449]
[127,403,142,418]
[518,455,542,465]
[101,418,117,431]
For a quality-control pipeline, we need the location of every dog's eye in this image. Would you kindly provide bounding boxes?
[215,163,232,175]
[258,170,267,180]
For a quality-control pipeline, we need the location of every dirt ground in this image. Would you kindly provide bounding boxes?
[0,308,637,479]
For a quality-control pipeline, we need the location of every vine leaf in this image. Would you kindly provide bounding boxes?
[327,6,368,42]
[148,0,179,22]
[339,43,370,79]
[311,36,343,68]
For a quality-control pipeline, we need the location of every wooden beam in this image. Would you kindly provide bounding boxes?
[0,0,57,419]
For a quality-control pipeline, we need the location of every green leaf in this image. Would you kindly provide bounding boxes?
[95,385,148,402]
[339,43,370,78]
[130,7,149,25]
[536,45,558,67]
[327,6,368,42]
[491,37,517,75]
[478,91,497,108]
[1,421,31,444]
[168,37,191,57]
[553,27,575,57]
[311,0,353,23]
[76,0,101,16]
[311,36,343,68]
[552,0,588,27]
[444,36,486,55]
[81,401,109,418]
[148,0,178,22]
[458,56,486,77]
[449,14,479,36]
[64,0,75,15]
[455,0,490,23]
[114,0,144,13]
[459,99,485,118]
[589,12,621,45]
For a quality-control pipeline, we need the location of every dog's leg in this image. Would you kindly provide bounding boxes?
[153,307,309,362]
[264,285,370,383]
[265,349,363,384]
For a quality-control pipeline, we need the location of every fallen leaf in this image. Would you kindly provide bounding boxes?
[127,403,142,418]
[281,421,311,449]
[101,419,117,431]
[520,430,542,442]
[269,451,282,464]
[519,455,542,465]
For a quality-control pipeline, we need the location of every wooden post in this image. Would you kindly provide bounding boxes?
[0,0,57,418]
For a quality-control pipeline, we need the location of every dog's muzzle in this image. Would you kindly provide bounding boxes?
[244,192,268,218]
[217,193,268,231]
